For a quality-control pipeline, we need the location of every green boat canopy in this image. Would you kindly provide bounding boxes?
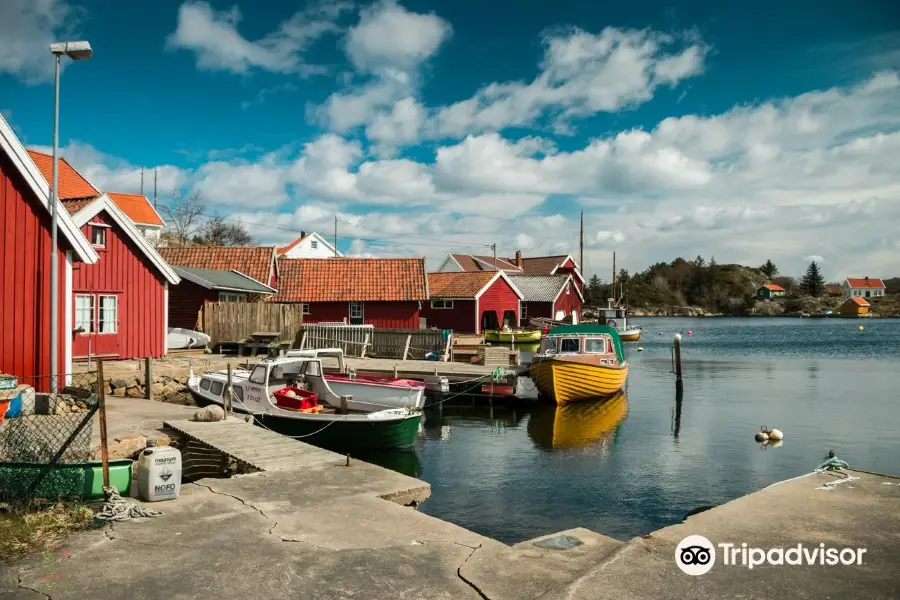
[547,324,625,363]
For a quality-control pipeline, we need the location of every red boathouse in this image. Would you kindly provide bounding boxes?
[423,271,524,333]
[509,274,583,325]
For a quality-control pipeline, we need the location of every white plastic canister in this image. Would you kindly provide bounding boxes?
[136,439,182,502]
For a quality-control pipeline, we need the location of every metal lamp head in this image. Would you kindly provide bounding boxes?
[49,41,93,60]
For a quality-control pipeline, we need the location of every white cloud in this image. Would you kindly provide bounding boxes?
[345,0,451,74]
[0,0,80,84]
[167,1,351,75]
[193,156,289,207]
[803,255,826,264]
[365,97,425,154]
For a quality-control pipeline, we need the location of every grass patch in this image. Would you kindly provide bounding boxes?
[0,503,95,563]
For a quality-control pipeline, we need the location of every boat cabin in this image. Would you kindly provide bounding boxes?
[538,333,622,367]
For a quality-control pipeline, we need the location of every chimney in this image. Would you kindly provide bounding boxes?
[515,250,523,268]
[300,230,306,238]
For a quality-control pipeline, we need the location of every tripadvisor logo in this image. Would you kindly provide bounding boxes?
[675,535,867,575]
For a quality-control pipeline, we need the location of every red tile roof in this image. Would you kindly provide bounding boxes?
[428,271,497,298]
[845,278,885,289]
[277,235,309,256]
[107,192,164,227]
[26,149,99,200]
[514,255,570,276]
[761,283,785,292]
[450,253,522,272]
[271,258,427,303]
[159,246,275,285]
[61,198,96,215]
[846,296,870,307]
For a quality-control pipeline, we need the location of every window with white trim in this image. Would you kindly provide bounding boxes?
[75,295,94,332]
[99,295,117,333]
[90,225,106,247]
[301,303,310,315]
[350,302,363,319]
[311,240,318,249]
[219,292,246,303]
[430,299,454,309]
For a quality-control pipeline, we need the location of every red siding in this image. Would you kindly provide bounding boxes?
[169,280,218,330]
[0,151,68,386]
[71,211,167,360]
[522,301,552,326]
[421,299,477,333]
[477,277,519,332]
[554,280,582,321]
[304,301,421,328]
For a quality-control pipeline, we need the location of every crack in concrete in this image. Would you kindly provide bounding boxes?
[17,571,52,600]
[192,482,272,522]
[456,544,490,600]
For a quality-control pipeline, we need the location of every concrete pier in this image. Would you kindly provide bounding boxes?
[5,404,899,599]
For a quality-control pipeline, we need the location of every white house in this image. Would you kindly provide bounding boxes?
[842,277,886,300]
[107,192,165,246]
[277,231,341,259]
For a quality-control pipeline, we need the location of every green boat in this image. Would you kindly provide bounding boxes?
[188,356,422,451]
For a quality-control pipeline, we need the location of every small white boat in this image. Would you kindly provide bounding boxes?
[167,328,211,350]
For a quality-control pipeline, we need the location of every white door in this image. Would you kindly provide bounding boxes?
[572,312,579,324]
[555,310,565,320]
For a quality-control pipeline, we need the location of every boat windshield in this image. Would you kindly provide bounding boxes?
[559,338,580,353]
[539,339,556,354]
[584,337,608,353]
[249,365,267,385]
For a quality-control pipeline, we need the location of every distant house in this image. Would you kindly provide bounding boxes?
[842,277,886,300]
[839,296,870,316]
[277,231,341,259]
[107,192,165,246]
[270,258,428,328]
[437,251,584,292]
[509,275,583,325]
[159,246,280,288]
[167,267,276,330]
[824,284,843,297]
[422,271,524,333]
[756,283,786,300]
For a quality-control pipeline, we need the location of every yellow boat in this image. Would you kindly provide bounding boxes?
[527,391,628,449]
[529,324,628,405]
[483,329,542,344]
[619,328,641,342]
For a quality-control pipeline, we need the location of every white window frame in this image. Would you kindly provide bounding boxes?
[98,295,118,333]
[350,302,364,320]
[301,303,310,315]
[218,292,246,303]
[75,294,94,333]
[430,299,454,309]
[91,224,107,247]
[520,302,528,320]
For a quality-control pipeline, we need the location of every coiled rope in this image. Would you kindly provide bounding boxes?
[95,486,164,521]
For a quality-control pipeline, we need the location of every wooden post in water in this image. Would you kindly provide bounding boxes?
[98,360,110,489]
[144,356,153,400]
[226,364,233,416]
[673,333,683,393]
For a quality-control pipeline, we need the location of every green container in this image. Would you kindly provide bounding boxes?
[0,459,132,502]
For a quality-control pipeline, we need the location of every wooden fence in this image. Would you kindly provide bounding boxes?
[203,302,304,347]
[296,324,449,360]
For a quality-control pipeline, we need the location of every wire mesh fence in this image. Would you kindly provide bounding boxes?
[0,372,100,503]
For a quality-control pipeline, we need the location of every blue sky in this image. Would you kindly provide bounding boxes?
[1,0,899,279]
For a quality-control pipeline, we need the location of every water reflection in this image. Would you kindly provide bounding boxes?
[527,392,628,450]
[421,404,527,440]
[357,449,422,478]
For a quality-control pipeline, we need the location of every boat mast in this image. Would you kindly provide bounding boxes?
[579,211,584,276]
[611,251,616,307]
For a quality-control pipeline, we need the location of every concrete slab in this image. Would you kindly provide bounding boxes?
[90,396,197,448]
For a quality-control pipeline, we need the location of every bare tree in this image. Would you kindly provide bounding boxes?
[160,191,206,246]
[194,217,253,246]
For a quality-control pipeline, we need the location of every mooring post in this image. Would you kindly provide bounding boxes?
[340,395,349,414]
[226,364,233,416]
[98,360,110,488]
[673,333,683,393]
[144,356,153,400]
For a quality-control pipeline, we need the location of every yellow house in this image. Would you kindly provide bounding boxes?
[839,296,870,316]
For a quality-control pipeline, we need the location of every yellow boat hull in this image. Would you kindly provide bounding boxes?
[619,329,641,342]
[484,329,542,344]
[529,358,628,405]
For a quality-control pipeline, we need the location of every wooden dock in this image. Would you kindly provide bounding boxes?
[343,356,514,383]
[164,417,342,472]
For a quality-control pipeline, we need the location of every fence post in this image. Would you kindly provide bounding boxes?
[226,364,233,416]
[443,333,452,362]
[403,335,411,360]
[299,331,307,349]
[98,360,110,488]
[361,333,370,358]
[144,356,153,400]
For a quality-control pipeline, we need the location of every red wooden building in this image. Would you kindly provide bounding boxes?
[159,246,279,289]
[437,251,585,292]
[1,115,98,383]
[271,258,428,328]
[422,271,524,333]
[165,266,276,330]
[509,275,583,325]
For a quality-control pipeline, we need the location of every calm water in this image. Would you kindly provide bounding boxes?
[385,318,900,544]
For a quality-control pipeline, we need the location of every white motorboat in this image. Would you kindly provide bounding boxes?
[167,328,211,350]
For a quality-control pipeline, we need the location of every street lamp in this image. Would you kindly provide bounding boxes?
[49,41,92,389]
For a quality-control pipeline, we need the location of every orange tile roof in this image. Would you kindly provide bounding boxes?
[428,271,497,298]
[846,296,870,307]
[107,192,164,227]
[762,283,785,292]
[277,235,308,256]
[845,278,885,289]
[61,198,95,215]
[159,246,275,285]
[271,258,427,303]
[26,149,99,200]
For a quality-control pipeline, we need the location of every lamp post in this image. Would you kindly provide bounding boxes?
[49,41,92,389]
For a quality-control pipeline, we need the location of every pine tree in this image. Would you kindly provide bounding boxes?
[760,259,779,279]
[586,274,602,306]
[800,261,825,297]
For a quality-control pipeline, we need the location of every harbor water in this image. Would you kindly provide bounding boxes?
[373,317,900,544]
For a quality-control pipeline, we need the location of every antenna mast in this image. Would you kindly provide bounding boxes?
[491,243,497,267]
[140,166,144,195]
[579,211,584,276]
[334,215,338,257]
[153,169,158,207]
[612,251,616,306]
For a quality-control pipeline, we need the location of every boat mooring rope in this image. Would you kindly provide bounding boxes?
[95,486,164,522]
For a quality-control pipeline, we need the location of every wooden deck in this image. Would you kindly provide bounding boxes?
[164,417,342,472]
[343,356,514,382]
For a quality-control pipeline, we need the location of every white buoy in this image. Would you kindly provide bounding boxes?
[755,431,769,442]
[768,428,784,441]
[767,439,783,448]
[637,347,644,352]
